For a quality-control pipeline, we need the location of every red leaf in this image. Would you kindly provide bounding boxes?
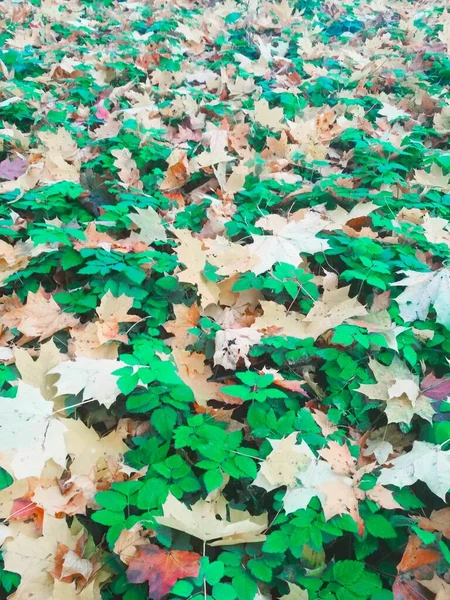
[127,544,201,600]
[0,157,27,181]
[421,373,450,400]
[393,577,431,600]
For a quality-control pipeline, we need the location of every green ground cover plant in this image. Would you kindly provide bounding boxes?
[0,0,450,598]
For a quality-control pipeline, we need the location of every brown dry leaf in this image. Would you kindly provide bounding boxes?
[63,417,128,479]
[310,410,338,437]
[155,492,267,545]
[2,514,85,600]
[173,229,220,308]
[418,574,450,599]
[164,303,200,351]
[213,327,261,370]
[253,99,285,130]
[111,148,142,189]
[0,240,53,285]
[248,212,329,275]
[38,128,79,162]
[417,507,450,539]
[171,348,229,407]
[73,223,116,251]
[2,287,79,341]
[412,163,450,190]
[357,357,434,425]
[257,434,311,489]
[113,524,154,565]
[96,291,139,344]
[302,286,367,340]
[0,382,67,479]
[69,322,119,360]
[204,236,259,277]
[14,338,61,399]
[252,300,307,338]
[160,148,190,190]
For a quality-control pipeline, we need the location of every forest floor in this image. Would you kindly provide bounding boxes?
[0,0,450,599]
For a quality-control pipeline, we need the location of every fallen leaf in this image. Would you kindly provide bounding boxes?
[2,288,79,341]
[128,207,167,244]
[417,507,450,539]
[357,358,434,424]
[155,492,267,544]
[392,268,450,329]
[0,156,27,180]
[378,441,450,499]
[96,291,140,344]
[280,582,309,600]
[50,356,127,409]
[0,382,67,478]
[127,544,201,600]
[418,574,450,600]
[114,524,154,565]
[248,212,329,275]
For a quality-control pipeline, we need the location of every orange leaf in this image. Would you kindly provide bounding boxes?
[127,544,201,600]
[397,534,441,574]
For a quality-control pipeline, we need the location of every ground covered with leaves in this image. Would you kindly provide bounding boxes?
[1,0,450,599]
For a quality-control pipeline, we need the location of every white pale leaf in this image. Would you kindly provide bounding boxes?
[392,268,450,329]
[50,357,126,408]
[0,382,66,479]
[378,441,450,500]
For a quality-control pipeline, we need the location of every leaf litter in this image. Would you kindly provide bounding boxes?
[1,0,450,599]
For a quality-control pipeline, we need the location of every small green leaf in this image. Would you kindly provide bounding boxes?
[365,514,396,539]
[203,469,224,493]
[95,490,128,511]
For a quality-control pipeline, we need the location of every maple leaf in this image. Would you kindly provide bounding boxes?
[253,99,285,130]
[96,291,140,344]
[114,524,154,565]
[111,148,142,189]
[378,102,410,122]
[252,434,312,491]
[391,268,450,329]
[252,300,307,338]
[38,127,79,162]
[127,544,201,600]
[63,417,128,478]
[412,163,450,190]
[0,239,53,286]
[0,382,67,478]
[69,322,120,360]
[303,286,367,340]
[378,441,450,499]
[254,438,398,531]
[50,356,127,408]
[357,357,434,424]
[155,492,267,544]
[128,206,167,245]
[2,287,79,341]
[164,303,200,351]
[173,228,220,307]
[14,338,61,399]
[2,513,99,600]
[248,212,329,275]
[171,348,228,407]
[159,148,190,190]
